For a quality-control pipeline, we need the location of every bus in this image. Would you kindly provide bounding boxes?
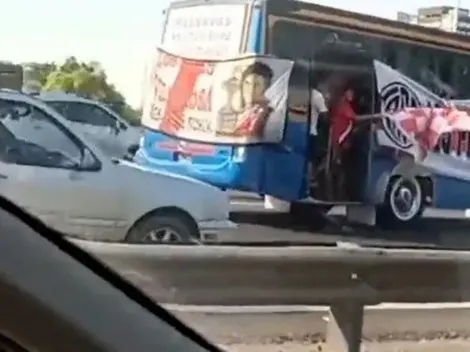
[136,0,470,227]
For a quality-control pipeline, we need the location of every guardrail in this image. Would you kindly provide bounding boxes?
[72,239,470,352]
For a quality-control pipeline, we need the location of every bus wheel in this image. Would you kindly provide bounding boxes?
[376,176,424,229]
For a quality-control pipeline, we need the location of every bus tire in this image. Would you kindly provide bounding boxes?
[376,175,425,229]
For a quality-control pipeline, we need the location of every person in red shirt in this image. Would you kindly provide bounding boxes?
[331,87,356,151]
[329,87,356,200]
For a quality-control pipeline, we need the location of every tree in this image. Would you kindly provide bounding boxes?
[22,62,57,89]
[23,57,140,124]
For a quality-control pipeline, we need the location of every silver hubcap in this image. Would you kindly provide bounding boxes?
[390,177,422,222]
[143,227,182,243]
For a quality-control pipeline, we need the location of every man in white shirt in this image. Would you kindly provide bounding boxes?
[309,84,329,172]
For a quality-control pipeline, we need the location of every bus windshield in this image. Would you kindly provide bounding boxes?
[161,2,249,58]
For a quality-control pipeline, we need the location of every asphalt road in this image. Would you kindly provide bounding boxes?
[224,191,470,249]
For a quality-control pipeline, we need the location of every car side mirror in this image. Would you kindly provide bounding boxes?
[119,121,128,130]
[122,144,139,161]
[127,144,139,156]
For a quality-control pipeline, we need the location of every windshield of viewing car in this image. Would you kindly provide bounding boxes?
[6,1,470,352]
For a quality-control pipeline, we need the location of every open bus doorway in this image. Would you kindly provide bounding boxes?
[308,43,376,203]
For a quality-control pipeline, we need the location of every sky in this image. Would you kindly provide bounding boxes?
[1,0,467,108]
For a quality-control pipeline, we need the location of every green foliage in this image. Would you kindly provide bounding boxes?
[22,57,141,124]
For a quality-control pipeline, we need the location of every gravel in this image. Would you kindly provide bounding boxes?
[222,339,470,352]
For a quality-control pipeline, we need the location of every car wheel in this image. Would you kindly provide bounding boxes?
[376,175,425,229]
[126,213,199,244]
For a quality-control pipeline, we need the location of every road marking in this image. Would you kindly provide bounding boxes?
[164,302,470,313]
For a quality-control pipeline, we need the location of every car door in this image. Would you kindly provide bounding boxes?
[0,98,125,239]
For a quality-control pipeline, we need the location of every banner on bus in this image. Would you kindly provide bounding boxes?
[388,107,470,160]
[373,60,447,113]
[373,61,470,161]
[141,48,294,145]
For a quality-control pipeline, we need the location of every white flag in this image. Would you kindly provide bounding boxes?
[373,60,446,113]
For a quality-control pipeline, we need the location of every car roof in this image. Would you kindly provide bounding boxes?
[37,91,94,103]
[0,89,106,159]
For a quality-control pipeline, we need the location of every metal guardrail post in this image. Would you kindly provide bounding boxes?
[325,302,364,352]
[324,273,375,352]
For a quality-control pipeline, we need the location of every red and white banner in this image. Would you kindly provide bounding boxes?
[389,107,470,160]
[141,48,293,144]
[373,61,470,161]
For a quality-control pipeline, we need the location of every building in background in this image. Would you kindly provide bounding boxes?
[397,6,470,35]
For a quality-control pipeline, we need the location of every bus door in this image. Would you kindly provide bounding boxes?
[261,59,310,201]
[309,45,375,203]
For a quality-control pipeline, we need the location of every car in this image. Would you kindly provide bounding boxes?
[37,91,141,158]
[0,89,236,244]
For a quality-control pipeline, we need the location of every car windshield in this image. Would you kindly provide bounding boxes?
[0,101,82,168]
[6,2,470,352]
[47,101,119,128]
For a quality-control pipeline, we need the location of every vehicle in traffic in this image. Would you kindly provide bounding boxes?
[135,0,470,228]
[0,89,235,244]
[0,62,23,90]
[38,91,141,158]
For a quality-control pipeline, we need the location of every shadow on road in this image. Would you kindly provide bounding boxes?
[230,210,470,249]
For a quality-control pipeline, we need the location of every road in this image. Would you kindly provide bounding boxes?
[224,191,470,249]
[168,303,470,344]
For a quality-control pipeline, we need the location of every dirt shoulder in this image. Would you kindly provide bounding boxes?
[222,340,470,352]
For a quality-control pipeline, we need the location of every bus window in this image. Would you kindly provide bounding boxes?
[437,52,453,86]
[407,45,434,81]
[454,55,470,99]
[435,51,456,98]
[381,44,397,68]
[287,60,309,120]
[270,21,376,61]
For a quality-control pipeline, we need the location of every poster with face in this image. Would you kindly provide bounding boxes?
[141,48,294,145]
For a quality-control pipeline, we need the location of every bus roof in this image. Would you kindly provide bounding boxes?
[265,0,470,53]
[167,0,260,9]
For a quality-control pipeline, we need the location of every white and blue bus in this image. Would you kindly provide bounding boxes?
[136,0,470,227]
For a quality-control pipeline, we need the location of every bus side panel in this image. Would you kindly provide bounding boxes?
[260,34,310,200]
[262,117,309,200]
[434,175,470,210]
[231,6,269,193]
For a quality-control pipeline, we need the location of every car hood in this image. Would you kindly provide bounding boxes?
[116,159,219,189]
[114,159,230,220]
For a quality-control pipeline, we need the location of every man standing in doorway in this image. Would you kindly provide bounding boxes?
[330,86,356,200]
[309,79,329,182]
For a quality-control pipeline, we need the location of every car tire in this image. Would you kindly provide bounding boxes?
[376,175,425,229]
[126,212,199,244]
